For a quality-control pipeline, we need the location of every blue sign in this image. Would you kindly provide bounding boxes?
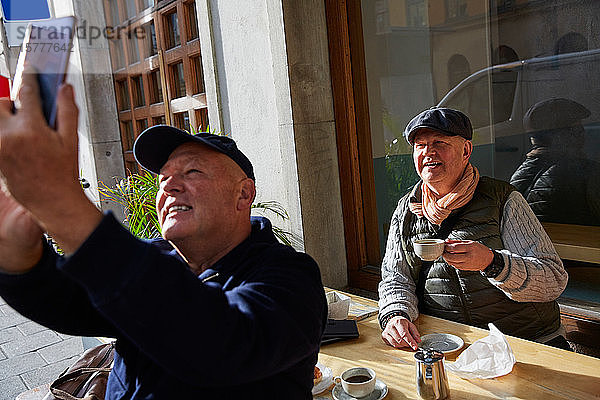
[1,0,50,21]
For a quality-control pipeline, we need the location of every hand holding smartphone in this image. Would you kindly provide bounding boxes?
[11,16,77,128]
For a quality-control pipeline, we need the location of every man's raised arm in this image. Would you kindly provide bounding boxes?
[0,68,102,256]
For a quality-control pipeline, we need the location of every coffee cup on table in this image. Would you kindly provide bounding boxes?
[413,239,445,261]
[334,367,376,397]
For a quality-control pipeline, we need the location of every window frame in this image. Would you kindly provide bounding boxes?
[325,0,381,290]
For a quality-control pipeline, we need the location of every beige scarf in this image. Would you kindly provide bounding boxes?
[409,163,480,225]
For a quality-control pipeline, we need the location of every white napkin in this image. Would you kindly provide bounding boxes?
[326,291,350,320]
[446,323,516,379]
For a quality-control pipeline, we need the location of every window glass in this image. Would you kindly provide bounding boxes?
[148,70,163,103]
[190,55,204,94]
[174,111,190,132]
[446,0,467,20]
[186,1,199,41]
[139,0,154,11]
[195,108,208,132]
[121,120,134,150]
[406,0,426,27]
[108,0,120,25]
[125,161,139,175]
[144,22,158,57]
[170,62,186,98]
[164,10,181,49]
[111,40,125,70]
[137,118,148,133]
[125,0,137,20]
[127,35,140,65]
[359,0,600,260]
[152,115,166,126]
[116,79,130,111]
[131,75,145,107]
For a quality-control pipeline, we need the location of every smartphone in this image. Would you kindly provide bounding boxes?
[11,16,77,128]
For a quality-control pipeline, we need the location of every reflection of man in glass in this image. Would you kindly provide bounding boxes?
[510,98,600,226]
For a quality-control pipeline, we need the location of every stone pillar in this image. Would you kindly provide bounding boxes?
[279,0,348,288]
[52,0,126,221]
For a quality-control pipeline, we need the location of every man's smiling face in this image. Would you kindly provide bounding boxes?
[156,142,246,245]
[412,129,472,196]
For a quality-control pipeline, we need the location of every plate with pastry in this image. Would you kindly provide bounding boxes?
[312,362,333,395]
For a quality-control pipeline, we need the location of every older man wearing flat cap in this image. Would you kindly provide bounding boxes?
[0,72,326,398]
[510,98,600,226]
[378,107,570,351]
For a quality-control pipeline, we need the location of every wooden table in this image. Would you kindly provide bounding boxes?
[317,291,600,399]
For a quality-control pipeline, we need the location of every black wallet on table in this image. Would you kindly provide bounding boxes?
[321,319,359,345]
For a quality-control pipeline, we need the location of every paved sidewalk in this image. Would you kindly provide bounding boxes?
[0,297,85,400]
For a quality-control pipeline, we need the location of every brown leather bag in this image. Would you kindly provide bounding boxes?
[43,342,115,400]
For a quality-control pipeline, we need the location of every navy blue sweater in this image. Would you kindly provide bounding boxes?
[0,214,327,399]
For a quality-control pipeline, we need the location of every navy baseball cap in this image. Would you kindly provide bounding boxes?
[404,108,473,144]
[133,125,255,180]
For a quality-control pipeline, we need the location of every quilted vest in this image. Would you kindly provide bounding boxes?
[399,176,561,340]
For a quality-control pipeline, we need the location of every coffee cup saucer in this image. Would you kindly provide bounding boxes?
[332,379,388,400]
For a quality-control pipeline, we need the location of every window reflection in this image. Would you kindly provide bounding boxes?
[174,111,190,132]
[131,75,145,107]
[148,70,163,103]
[108,0,120,25]
[186,1,199,41]
[139,0,155,11]
[144,22,158,57]
[359,0,600,259]
[116,79,130,111]
[447,54,470,90]
[164,10,181,49]
[152,115,166,126]
[170,62,186,98]
[127,35,140,65]
[510,98,600,226]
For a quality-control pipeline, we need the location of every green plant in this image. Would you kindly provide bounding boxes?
[251,201,301,247]
[98,172,161,239]
[99,172,298,245]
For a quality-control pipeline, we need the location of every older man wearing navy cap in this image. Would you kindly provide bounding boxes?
[0,73,326,398]
[378,107,570,351]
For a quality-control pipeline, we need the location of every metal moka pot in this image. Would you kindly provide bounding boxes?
[415,348,450,399]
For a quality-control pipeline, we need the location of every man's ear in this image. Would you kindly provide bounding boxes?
[237,178,256,211]
[463,140,473,160]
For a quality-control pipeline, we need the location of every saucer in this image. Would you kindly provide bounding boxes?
[419,333,464,353]
[332,379,388,399]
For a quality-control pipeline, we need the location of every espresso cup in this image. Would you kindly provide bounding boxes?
[413,239,445,261]
[335,367,376,397]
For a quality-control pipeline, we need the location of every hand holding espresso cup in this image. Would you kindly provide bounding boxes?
[442,239,495,271]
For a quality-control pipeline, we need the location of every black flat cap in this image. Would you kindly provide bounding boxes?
[404,108,473,144]
[133,125,255,180]
[524,98,590,132]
